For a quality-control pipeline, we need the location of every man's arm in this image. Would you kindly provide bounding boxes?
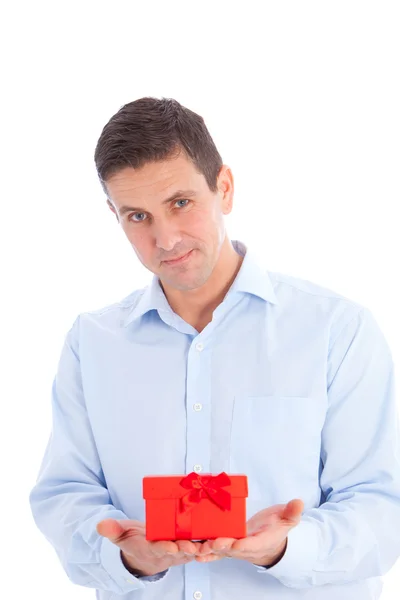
[29,316,168,595]
[254,307,400,588]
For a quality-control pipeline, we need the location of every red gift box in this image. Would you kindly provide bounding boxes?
[143,471,248,541]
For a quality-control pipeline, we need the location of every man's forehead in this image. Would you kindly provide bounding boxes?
[106,160,203,209]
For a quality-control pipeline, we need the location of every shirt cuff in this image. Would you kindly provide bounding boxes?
[253,519,319,583]
[100,535,169,593]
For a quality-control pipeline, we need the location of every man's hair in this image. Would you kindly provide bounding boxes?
[94,96,223,196]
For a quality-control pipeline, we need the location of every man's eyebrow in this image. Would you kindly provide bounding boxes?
[118,189,197,216]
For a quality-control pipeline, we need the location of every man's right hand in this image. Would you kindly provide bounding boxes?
[96,518,204,577]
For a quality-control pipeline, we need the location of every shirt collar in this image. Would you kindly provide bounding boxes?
[122,239,278,327]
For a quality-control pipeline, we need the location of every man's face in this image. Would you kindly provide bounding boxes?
[105,152,233,291]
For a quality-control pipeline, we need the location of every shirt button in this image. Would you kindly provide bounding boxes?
[195,342,204,351]
[193,592,202,600]
[193,403,202,411]
[193,464,202,473]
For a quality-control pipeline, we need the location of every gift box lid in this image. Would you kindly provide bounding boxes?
[143,473,248,499]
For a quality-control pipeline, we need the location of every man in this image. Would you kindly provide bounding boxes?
[29,97,400,599]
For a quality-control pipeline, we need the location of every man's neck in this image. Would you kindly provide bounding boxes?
[160,241,244,331]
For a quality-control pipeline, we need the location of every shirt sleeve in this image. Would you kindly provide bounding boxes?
[253,306,400,588]
[28,316,169,595]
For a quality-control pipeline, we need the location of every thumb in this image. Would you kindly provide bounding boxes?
[281,499,304,526]
[96,518,126,542]
[96,518,145,544]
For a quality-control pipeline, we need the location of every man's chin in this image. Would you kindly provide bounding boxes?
[161,273,206,293]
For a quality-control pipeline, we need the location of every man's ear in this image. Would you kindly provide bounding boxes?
[218,165,234,215]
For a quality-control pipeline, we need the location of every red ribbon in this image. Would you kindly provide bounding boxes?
[178,471,231,513]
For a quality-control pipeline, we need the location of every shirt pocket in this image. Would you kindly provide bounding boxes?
[229,395,325,503]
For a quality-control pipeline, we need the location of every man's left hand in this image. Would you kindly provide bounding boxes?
[195,498,304,567]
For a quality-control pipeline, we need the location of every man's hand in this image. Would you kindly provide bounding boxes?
[96,518,203,577]
[195,498,304,567]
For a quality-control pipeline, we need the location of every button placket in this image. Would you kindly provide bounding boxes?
[186,337,209,497]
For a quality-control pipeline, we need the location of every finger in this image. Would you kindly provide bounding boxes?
[198,537,234,555]
[198,541,213,555]
[196,553,222,563]
[175,554,196,564]
[150,540,180,558]
[193,541,204,554]
[231,535,265,553]
[210,538,235,553]
[175,540,198,555]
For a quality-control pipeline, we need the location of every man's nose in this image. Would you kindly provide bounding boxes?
[154,225,182,252]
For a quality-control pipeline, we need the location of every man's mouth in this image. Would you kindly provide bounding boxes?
[163,250,193,266]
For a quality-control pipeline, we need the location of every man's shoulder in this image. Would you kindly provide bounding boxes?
[270,270,361,305]
[268,269,366,331]
[74,285,148,331]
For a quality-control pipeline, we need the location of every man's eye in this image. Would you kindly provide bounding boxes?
[175,199,189,208]
[130,212,147,222]
[129,200,189,223]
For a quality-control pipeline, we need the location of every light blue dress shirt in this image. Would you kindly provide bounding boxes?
[29,239,400,600]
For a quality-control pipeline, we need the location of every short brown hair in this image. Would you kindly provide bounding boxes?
[94,96,223,195]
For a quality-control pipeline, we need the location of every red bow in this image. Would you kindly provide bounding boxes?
[178,471,231,513]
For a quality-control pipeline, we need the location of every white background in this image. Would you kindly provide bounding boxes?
[1,1,399,598]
